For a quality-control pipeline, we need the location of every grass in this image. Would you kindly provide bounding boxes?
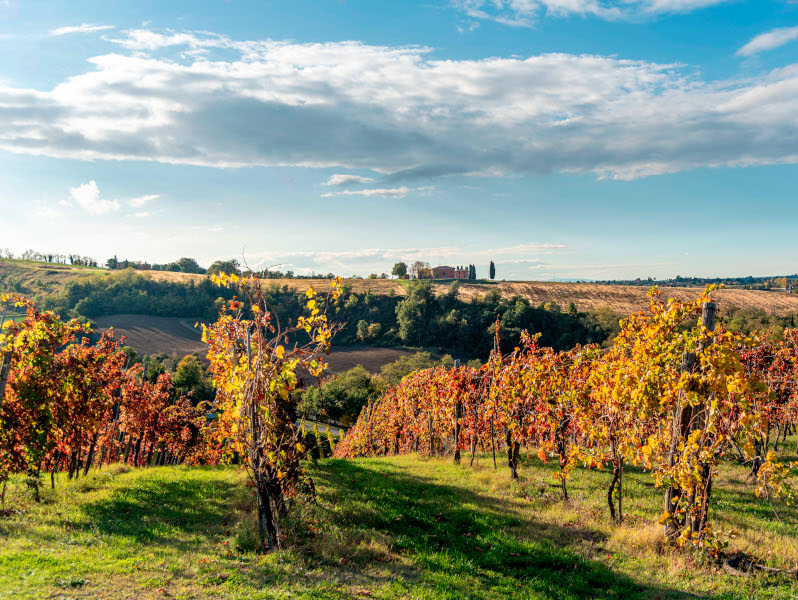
[1,453,798,599]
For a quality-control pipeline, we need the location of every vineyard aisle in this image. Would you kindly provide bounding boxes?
[1,454,796,599]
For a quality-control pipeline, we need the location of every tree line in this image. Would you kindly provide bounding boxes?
[26,269,620,360]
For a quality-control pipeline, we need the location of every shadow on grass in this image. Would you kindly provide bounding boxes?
[78,467,247,550]
[311,459,697,600]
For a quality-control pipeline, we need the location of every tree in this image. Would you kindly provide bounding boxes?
[175,257,205,274]
[410,261,430,279]
[395,282,435,345]
[356,320,369,341]
[489,261,496,280]
[174,355,204,391]
[106,255,118,270]
[567,302,578,317]
[299,365,379,424]
[207,259,241,276]
[392,262,408,279]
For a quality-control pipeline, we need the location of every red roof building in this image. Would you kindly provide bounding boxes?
[432,265,470,280]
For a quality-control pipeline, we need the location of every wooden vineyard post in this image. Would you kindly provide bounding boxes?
[692,301,716,536]
[453,359,461,464]
[428,414,434,456]
[454,401,462,464]
[0,313,10,402]
[0,350,11,401]
[664,351,696,538]
[663,300,716,539]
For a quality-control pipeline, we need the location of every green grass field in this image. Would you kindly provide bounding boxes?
[1,453,797,599]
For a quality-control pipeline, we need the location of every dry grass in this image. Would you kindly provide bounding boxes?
[456,281,798,315]
[5,258,798,316]
[151,270,798,316]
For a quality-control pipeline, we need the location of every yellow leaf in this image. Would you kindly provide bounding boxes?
[305,286,316,298]
[276,345,285,359]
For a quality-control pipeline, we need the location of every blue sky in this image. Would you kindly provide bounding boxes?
[1,0,797,280]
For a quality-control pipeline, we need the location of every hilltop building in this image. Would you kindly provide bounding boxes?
[432,265,469,280]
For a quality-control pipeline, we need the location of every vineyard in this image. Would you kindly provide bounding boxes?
[3,281,798,597]
[336,286,798,561]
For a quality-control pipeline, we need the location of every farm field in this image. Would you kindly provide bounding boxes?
[151,271,798,316]
[4,259,798,317]
[1,454,796,599]
[94,314,206,357]
[94,314,417,373]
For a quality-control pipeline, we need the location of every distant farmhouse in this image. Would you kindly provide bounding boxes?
[431,265,470,280]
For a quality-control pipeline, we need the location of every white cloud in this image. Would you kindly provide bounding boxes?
[68,181,120,216]
[321,187,410,199]
[50,23,115,36]
[737,26,798,57]
[322,174,375,186]
[129,193,159,208]
[130,211,150,219]
[451,0,729,26]
[2,30,798,181]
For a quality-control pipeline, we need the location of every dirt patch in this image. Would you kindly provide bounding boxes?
[322,346,417,374]
[93,314,417,373]
[94,314,206,358]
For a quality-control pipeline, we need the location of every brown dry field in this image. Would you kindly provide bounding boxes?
[4,259,798,316]
[93,313,415,373]
[93,314,206,357]
[454,281,798,314]
[149,271,798,314]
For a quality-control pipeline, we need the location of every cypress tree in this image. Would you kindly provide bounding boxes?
[489,260,496,280]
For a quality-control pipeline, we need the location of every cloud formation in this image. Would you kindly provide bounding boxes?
[321,186,410,199]
[1,29,798,181]
[451,0,730,26]
[322,174,376,187]
[129,193,160,208]
[737,26,798,57]
[50,23,115,36]
[69,181,120,216]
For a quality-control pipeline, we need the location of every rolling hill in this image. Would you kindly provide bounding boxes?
[3,258,798,316]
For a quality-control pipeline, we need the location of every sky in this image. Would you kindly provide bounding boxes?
[0,0,797,280]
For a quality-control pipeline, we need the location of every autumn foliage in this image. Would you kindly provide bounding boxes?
[0,294,212,499]
[201,272,342,551]
[336,287,798,551]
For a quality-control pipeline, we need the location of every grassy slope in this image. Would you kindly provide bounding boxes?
[2,453,798,599]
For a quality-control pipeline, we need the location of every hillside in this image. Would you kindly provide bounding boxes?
[138,270,798,315]
[2,455,797,599]
[4,258,798,316]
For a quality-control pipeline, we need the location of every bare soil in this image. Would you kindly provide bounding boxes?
[321,345,416,374]
[93,314,417,373]
[93,314,206,358]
